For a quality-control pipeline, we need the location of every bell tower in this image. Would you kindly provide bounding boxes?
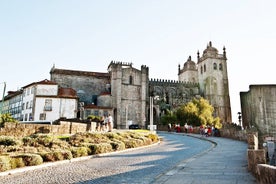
[197,41,232,123]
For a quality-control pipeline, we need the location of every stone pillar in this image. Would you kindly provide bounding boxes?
[247,132,258,150]
[247,149,266,176]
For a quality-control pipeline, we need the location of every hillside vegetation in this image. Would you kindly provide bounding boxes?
[0,131,159,172]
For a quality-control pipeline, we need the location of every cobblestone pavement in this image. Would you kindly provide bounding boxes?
[153,134,257,184]
[0,132,212,184]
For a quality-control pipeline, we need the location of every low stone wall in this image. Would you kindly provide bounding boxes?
[247,149,266,176]
[257,164,276,184]
[157,124,248,141]
[0,121,98,137]
[247,133,276,184]
[219,128,248,142]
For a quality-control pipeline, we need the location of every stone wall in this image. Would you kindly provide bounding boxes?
[50,67,110,105]
[247,133,276,184]
[0,121,98,137]
[257,164,276,184]
[240,85,276,137]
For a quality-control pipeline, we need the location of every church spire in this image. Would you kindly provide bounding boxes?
[223,46,227,58]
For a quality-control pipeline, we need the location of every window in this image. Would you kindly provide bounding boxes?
[31,87,34,94]
[94,110,99,116]
[129,76,133,85]
[204,64,206,72]
[30,100,33,108]
[213,63,217,70]
[24,114,28,121]
[26,102,29,109]
[40,113,46,120]
[22,103,25,110]
[219,63,223,71]
[200,66,203,74]
[29,113,33,121]
[44,99,52,111]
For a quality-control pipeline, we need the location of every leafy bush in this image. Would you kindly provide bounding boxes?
[110,141,125,151]
[88,143,113,154]
[146,133,159,143]
[0,131,159,172]
[40,150,72,162]
[87,115,101,122]
[71,147,90,158]
[0,113,18,127]
[0,136,18,146]
[0,155,11,172]
[10,157,25,169]
[12,154,43,166]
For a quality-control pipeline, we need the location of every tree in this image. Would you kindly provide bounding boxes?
[160,109,177,125]
[176,97,222,128]
[0,113,18,127]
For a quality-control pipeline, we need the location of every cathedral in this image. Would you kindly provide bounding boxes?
[50,41,232,129]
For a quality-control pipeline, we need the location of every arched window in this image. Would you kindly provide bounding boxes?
[129,76,133,84]
[213,63,217,70]
[200,66,203,74]
[204,64,206,72]
[219,63,223,71]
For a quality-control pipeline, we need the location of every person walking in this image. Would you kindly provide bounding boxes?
[108,114,113,132]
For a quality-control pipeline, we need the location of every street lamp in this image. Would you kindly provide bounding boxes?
[149,96,153,131]
[0,82,6,114]
[237,112,242,127]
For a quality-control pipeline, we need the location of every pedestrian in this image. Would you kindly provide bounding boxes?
[108,114,113,132]
[168,123,171,132]
[184,123,188,133]
[99,116,104,132]
[102,115,108,131]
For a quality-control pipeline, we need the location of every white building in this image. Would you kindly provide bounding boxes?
[18,79,78,122]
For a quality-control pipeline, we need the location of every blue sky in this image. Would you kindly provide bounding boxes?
[1,0,276,123]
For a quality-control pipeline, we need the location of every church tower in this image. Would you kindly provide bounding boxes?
[107,61,149,129]
[178,56,198,83]
[197,41,232,123]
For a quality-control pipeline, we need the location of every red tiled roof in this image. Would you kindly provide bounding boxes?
[50,68,110,78]
[22,79,57,89]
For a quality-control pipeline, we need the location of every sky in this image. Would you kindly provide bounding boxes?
[0,0,275,123]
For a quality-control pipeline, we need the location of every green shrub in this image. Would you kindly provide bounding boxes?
[0,130,160,172]
[88,143,113,155]
[0,113,18,127]
[110,141,125,151]
[124,138,139,148]
[12,154,43,166]
[56,135,70,141]
[0,136,18,146]
[0,155,11,172]
[61,150,72,160]
[10,157,25,169]
[71,147,90,158]
[146,133,159,143]
[6,145,24,153]
[40,152,55,162]
[40,150,72,162]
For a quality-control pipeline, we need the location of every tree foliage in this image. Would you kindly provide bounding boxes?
[0,113,18,127]
[176,98,222,128]
[160,109,177,125]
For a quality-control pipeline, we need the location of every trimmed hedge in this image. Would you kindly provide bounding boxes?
[0,131,159,172]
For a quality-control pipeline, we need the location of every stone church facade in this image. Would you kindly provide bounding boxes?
[50,41,232,129]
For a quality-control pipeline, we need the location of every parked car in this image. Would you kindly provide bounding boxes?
[129,124,140,129]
